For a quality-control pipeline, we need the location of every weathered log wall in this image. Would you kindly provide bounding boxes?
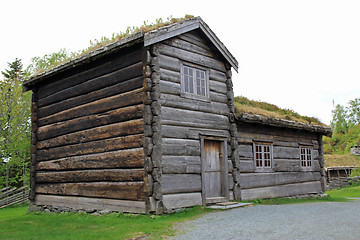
[33,44,146,212]
[237,122,324,200]
[156,30,234,211]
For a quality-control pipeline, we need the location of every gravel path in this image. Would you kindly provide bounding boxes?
[170,200,360,240]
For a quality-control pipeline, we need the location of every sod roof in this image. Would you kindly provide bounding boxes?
[234,96,332,136]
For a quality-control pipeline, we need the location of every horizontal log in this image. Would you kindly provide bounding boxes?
[162,138,201,156]
[160,93,229,116]
[240,172,321,189]
[210,91,228,104]
[163,192,202,210]
[239,160,254,173]
[35,194,146,213]
[35,182,145,201]
[161,174,201,194]
[36,169,144,183]
[238,144,253,158]
[163,37,217,59]
[209,79,227,95]
[37,47,142,100]
[37,134,143,161]
[37,104,143,141]
[178,32,213,52]
[36,148,144,171]
[160,68,180,84]
[209,69,227,83]
[157,43,226,72]
[38,75,143,118]
[273,159,301,172]
[162,120,230,131]
[241,181,322,200]
[161,106,230,129]
[161,125,230,140]
[159,80,180,95]
[158,55,180,73]
[37,119,144,149]
[273,146,303,160]
[162,156,201,174]
[38,88,143,126]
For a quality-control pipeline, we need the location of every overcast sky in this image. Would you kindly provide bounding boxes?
[1,0,359,124]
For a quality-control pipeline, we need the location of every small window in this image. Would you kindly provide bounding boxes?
[254,143,273,169]
[300,147,312,168]
[181,64,209,99]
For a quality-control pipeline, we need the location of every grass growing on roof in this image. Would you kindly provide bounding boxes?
[234,96,325,126]
[324,154,360,167]
[29,15,194,75]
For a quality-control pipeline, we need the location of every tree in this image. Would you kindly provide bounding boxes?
[0,58,31,188]
[26,48,71,74]
[330,104,348,134]
[347,98,360,127]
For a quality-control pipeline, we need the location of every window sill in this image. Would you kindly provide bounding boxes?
[300,167,314,172]
[180,92,210,102]
[254,168,274,173]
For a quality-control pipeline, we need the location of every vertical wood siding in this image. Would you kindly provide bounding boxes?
[34,45,146,203]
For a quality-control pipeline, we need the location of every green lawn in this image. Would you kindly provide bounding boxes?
[326,182,360,198]
[248,182,360,205]
[0,205,211,240]
[1,184,359,240]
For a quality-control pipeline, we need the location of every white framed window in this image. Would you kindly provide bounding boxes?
[300,147,312,168]
[254,143,273,169]
[181,63,209,100]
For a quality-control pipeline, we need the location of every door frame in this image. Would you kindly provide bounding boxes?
[200,135,229,205]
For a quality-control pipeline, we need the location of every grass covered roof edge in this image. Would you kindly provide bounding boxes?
[23,15,238,91]
[234,96,332,136]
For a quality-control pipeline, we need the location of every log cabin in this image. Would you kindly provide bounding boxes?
[23,16,332,214]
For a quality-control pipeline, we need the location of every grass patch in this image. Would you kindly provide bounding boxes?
[246,195,347,205]
[244,183,360,205]
[326,182,360,198]
[0,205,211,240]
[1,184,359,239]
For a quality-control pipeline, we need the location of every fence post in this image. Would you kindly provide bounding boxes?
[6,162,9,206]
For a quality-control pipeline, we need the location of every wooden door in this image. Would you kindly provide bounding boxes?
[203,140,225,203]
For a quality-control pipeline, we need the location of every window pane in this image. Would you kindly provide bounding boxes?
[189,76,193,93]
[265,159,270,167]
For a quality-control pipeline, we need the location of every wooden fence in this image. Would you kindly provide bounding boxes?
[0,186,29,209]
